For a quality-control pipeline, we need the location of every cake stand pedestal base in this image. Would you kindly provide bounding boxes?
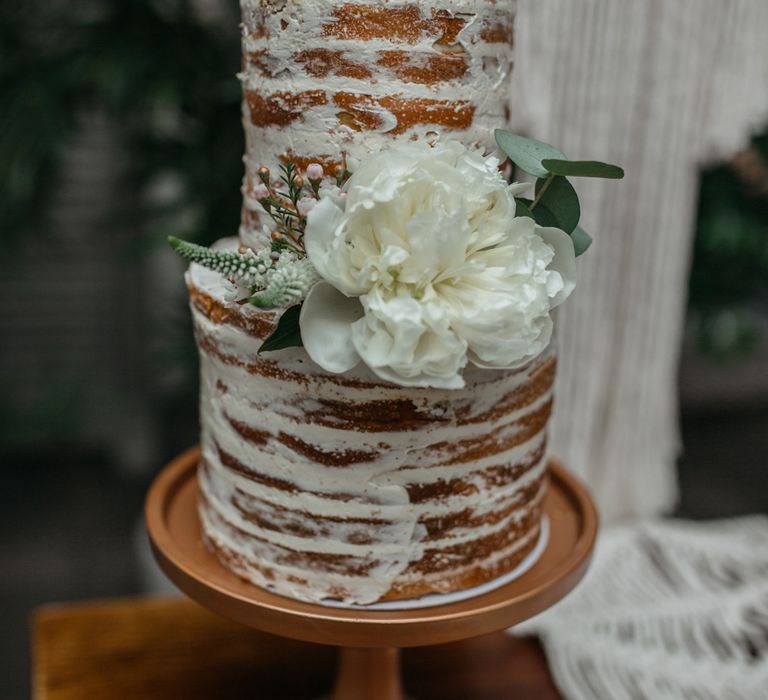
[146,447,597,699]
[333,647,403,700]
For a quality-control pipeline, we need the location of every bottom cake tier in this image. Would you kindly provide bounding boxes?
[188,245,555,606]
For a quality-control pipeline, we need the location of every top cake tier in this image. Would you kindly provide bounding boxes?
[238,0,516,247]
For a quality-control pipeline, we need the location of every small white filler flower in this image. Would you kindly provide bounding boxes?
[300,141,577,389]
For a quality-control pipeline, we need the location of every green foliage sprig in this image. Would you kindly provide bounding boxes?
[496,130,625,256]
[249,258,318,310]
[168,236,319,313]
[168,158,350,354]
[254,163,314,252]
[253,161,350,253]
[169,236,273,287]
[258,304,304,352]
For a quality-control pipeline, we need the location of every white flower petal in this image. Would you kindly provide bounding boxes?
[468,315,553,370]
[537,226,577,307]
[368,362,466,389]
[509,181,532,197]
[299,282,363,373]
[350,288,468,389]
[304,196,365,296]
[304,196,343,256]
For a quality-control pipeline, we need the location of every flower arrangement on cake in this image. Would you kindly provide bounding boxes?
[171,133,622,390]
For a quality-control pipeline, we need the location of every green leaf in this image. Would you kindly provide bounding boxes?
[258,304,303,353]
[542,159,624,179]
[534,176,580,233]
[571,225,593,257]
[495,130,566,178]
[532,202,559,228]
[516,197,560,228]
[514,198,534,219]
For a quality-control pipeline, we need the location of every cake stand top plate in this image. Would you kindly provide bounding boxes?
[146,447,597,648]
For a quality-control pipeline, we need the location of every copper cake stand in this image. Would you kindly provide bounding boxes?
[146,447,597,700]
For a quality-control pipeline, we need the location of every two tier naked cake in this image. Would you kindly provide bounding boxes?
[178,0,581,606]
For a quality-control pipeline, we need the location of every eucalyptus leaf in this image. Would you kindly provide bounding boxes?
[258,304,303,352]
[516,197,561,227]
[514,198,534,219]
[530,202,559,228]
[534,176,580,233]
[570,225,593,257]
[542,159,624,179]
[495,130,566,178]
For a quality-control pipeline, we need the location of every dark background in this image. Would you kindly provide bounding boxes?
[2,2,767,698]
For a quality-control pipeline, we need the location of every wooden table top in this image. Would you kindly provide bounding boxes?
[31,596,563,700]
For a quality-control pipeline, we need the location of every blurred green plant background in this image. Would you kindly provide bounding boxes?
[1,0,241,453]
[690,136,768,361]
[1,0,242,251]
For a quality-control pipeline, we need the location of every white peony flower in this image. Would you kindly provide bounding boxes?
[300,141,577,389]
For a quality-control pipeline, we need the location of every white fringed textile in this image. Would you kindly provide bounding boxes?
[515,518,768,700]
[511,1,768,520]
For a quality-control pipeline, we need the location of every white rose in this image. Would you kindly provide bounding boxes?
[300,141,576,389]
